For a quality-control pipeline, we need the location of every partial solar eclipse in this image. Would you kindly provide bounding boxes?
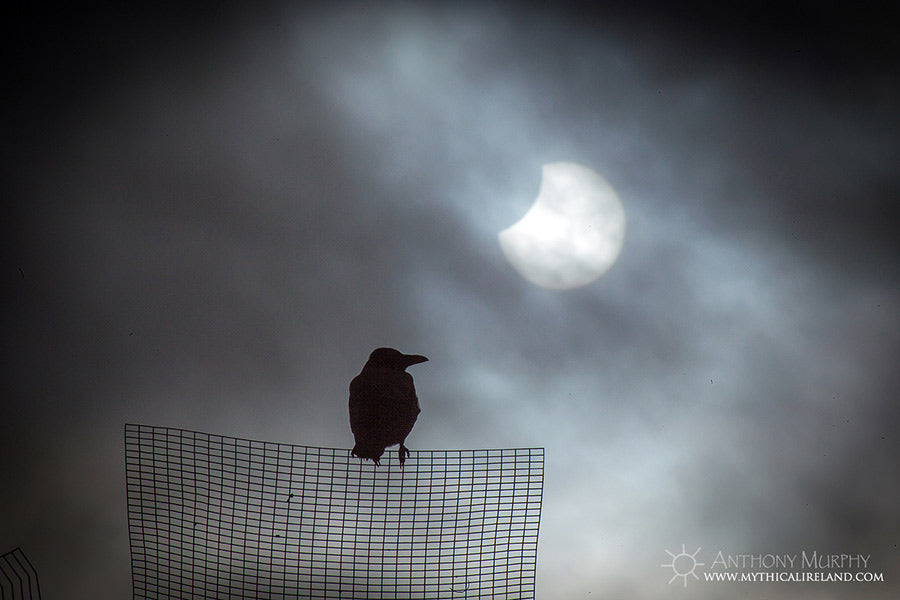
[498,162,626,289]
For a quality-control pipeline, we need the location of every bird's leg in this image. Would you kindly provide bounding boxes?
[398,444,410,465]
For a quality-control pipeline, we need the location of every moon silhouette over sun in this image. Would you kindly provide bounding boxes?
[498,162,626,289]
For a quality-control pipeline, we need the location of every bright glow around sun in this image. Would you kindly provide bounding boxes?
[498,162,626,289]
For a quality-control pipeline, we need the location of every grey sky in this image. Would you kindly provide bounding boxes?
[5,2,899,598]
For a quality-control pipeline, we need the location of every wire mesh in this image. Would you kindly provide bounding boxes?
[0,547,41,600]
[124,424,543,599]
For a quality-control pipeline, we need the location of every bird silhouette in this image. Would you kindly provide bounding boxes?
[349,347,428,466]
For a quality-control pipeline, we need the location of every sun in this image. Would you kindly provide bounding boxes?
[498,162,626,289]
[661,545,704,587]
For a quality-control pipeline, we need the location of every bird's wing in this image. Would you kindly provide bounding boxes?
[349,369,420,445]
[348,374,376,439]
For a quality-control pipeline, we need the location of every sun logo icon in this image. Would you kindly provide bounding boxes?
[661,545,704,587]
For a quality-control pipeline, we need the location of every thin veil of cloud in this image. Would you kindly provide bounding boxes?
[4,3,899,599]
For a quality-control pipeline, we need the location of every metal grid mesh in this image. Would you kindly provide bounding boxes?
[124,424,543,599]
[0,547,41,600]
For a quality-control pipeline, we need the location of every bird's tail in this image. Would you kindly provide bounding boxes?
[351,443,385,464]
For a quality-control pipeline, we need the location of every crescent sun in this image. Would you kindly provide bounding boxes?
[498,162,626,289]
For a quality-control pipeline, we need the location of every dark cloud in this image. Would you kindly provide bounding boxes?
[4,3,899,599]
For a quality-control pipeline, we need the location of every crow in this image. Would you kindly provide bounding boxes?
[349,347,428,466]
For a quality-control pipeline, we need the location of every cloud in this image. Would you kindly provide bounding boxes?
[4,3,898,599]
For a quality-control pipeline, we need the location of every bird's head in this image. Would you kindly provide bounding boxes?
[366,347,429,371]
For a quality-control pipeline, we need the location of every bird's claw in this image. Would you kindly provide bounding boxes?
[398,444,410,466]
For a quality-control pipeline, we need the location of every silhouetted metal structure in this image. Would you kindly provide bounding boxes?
[0,547,41,600]
[125,424,543,599]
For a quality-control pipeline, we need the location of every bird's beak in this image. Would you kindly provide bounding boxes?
[403,354,428,367]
